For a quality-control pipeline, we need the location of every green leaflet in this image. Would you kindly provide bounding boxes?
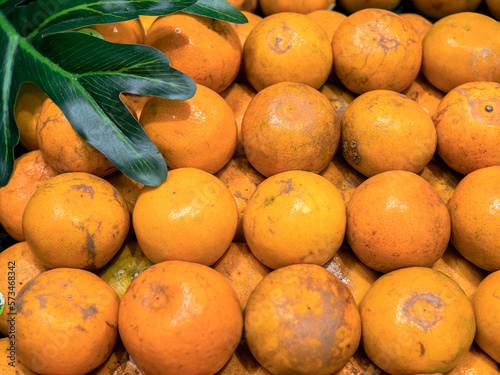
[0,0,246,187]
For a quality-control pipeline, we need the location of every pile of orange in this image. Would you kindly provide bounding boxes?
[1,0,500,374]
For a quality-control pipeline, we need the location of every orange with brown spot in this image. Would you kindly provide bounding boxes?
[318,81,357,119]
[332,9,422,94]
[245,263,361,375]
[434,81,500,176]
[360,267,476,374]
[346,170,451,273]
[16,268,120,374]
[22,172,130,270]
[118,260,243,375]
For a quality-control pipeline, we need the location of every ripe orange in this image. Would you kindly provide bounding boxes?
[145,13,242,93]
[216,340,273,375]
[17,268,120,374]
[226,0,258,12]
[332,9,422,94]
[229,10,263,48]
[215,157,265,242]
[305,10,347,42]
[472,270,500,363]
[346,170,451,273]
[14,82,48,151]
[401,74,445,118]
[243,12,333,91]
[120,93,149,120]
[417,156,463,206]
[0,242,46,336]
[85,19,145,44]
[337,347,389,375]
[446,343,500,375]
[0,150,59,241]
[242,170,346,269]
[138,15,158,34]
[422,12,500,93]
[336,0,402,13]
[318,81,357,119]
[37,98,117,177]
[434,81,500,175]
[0,337,38,374]
[140,84,237,174]
[259,0,336,15]
[399,13,433,41]
[340,90,436,177]
[22,172,130,270]
[359,267,476,374]
[245,264,361,374]
[118,260,243,375]
[212,242,271,310]
[105,170,144,215]
[487,0,500,20]
[241,81,340,177]
[412,0,482,20]
[448,166,500,271]
[132,167,238,265]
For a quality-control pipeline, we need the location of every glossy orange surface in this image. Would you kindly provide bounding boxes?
[14,82,47,151]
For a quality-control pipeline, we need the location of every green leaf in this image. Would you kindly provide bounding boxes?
[184,0,248,23]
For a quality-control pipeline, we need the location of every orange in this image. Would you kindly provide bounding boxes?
[212,242,271,310]
[230,10,263,48]
[138,15,158,34]
[422,12,500,93]
[259,0,336,15]
[346,170,451,273]
[340,90,437,177]
[17,268,120,374]
[22,172,130,270]
[0,150,59,241]
[432,245,487,300]
[242,170,346,269]
[336,0,402,13]
[14,82,48,151]
[118,260,243,375]
[306,10,347,42]
[140,84,237,174]
[417,156,463,206]
[401,73,445,118]
[227,0,258,12]
[85,19,145,44]
[219,82,257,158]
[318,81,357,119]
[243,12,333,91]
[434,81,500,175]
[472,270,500,363]
[412,0,482,20]
[336,347,389,375]
[245,264,361,374]
[88,338,133,375]
[399,13,433,41]
[359,267,476,374]
[132,167,238,265]
[0,242,46,336]
[0,337,38,374]
[332,8,422,94]
[323,245,381,305]
[216,340,273,375]
[105,170,144,215]
[487,0,500,20]
[448,166,500,272]
[145,13,241,93]
[37,98,117,177]
[215,158,265,242]
[120,93,149,120]
[241,81,340,177]
[446,343,500,375]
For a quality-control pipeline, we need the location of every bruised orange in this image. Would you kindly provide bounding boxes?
[245,264,361,375]
[242,170,346,269]
[118,260,243,375]
[17,268,120,374]
[359,267,476,374]
[242,81,340,177]
[434,81,500,176]
[133,167,238,265]
[412,0,482,20]
[259,0,336,15]
[332,9,422,94]
[22,172,130,270]
[346,170,451,273]
[318,81,357,119]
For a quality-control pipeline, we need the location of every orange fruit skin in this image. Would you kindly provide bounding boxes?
[37,98,117,177]
[242,82,340,177]
[243,12,333,92]
[87,19,145,44]
[412,0,482,20]
[259,0,336,15]
[401,74,445,118]
[399,13,433,41]
[140,84,237,175]
[216,340,273,375]
[242,170,346,269]
[0,242,47,336]
[306,10,347,42]
[332,9,422,94]
[138,15,158,34]
[359,267,476,375]
[0,150,59,241]
[0,337,38,374]
[318,81,356,119]
[120,93,149,120]
[448,166,500,272]
[105,171,144,215]
[417,156,463,206]
[230,10,263,48]
[472,270,500,363]
[145,13,242,93]
[446,343,500,375]
[346,170,451,273]
[422,13,500,93]
[212,242,271,310]
[226,0,258,12]
[133,167,238,265]
[17,268,120,375]
[336,0,402,13]
[487,0,500,20]
[340,90,437,177]
[245,264,361,375]
[22,172,130,270]
[118,260,243,375]
[434,81,500,176]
